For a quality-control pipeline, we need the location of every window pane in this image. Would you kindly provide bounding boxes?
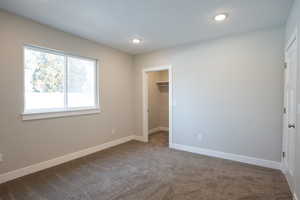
[24,48,65,111]
[67,57,96,108]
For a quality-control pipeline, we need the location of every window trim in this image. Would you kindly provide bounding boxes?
[22,44,101,120]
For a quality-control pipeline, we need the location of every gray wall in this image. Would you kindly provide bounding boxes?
[134,27,285,162]
[286,0,300,197]
[147,71,169,130]
[0,10,134,174]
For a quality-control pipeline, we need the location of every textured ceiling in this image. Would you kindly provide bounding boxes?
[0,0,294,54]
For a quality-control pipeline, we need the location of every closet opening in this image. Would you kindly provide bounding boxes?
[142,66,173,147]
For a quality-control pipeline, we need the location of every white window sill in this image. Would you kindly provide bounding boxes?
[22,108,101,121]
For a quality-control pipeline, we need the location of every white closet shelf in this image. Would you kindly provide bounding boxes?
[156,81,169,86]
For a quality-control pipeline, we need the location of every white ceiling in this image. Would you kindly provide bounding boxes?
[0,0,294,55]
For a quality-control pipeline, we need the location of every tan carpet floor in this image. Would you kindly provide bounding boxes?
[0,132,292,200]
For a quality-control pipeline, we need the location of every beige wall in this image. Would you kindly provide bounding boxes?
[147,71,169,130]
[148,72,161,130]
[134,27,285,162]
[286,0,300,197]
[158,71,169,128]
[0,10,134,174]
[159,70,169,81]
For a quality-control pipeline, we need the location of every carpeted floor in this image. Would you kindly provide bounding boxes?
[0,132,292,200]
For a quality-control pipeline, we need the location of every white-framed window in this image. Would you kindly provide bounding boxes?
[23,45,100,120]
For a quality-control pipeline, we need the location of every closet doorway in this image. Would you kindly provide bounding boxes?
[142,65,173,146]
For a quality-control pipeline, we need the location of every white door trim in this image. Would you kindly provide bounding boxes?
[142,65,173,146]
[286,28,298,51]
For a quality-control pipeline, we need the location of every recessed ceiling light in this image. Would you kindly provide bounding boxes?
[214,13,228,22]
[132,38,142,44]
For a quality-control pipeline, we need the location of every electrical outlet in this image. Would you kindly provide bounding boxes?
[0,153,3,162]
[196,130,206,142]
[197,133,203,142]
[112,129,116,134]
[173,100,177,107]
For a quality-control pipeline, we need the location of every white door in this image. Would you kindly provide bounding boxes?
[283,38,297,179]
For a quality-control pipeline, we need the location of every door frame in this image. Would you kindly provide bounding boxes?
[282,27,298,192]
[142,65,173,146]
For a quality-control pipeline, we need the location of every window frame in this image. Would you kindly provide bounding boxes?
[22,45,100,120]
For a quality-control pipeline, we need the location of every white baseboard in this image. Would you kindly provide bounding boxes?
[0,136,282,185]
[281,162,295,194]
[133,135,148,142]
[0,135,134,184]
[280,161,287,173]
[149,127,161,135]
[159,127,169,131]
[149,127,169,135]
[170,143,281,170]
[294,193,299,200]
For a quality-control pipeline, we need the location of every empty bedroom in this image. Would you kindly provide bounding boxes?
[0,0,300,199]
